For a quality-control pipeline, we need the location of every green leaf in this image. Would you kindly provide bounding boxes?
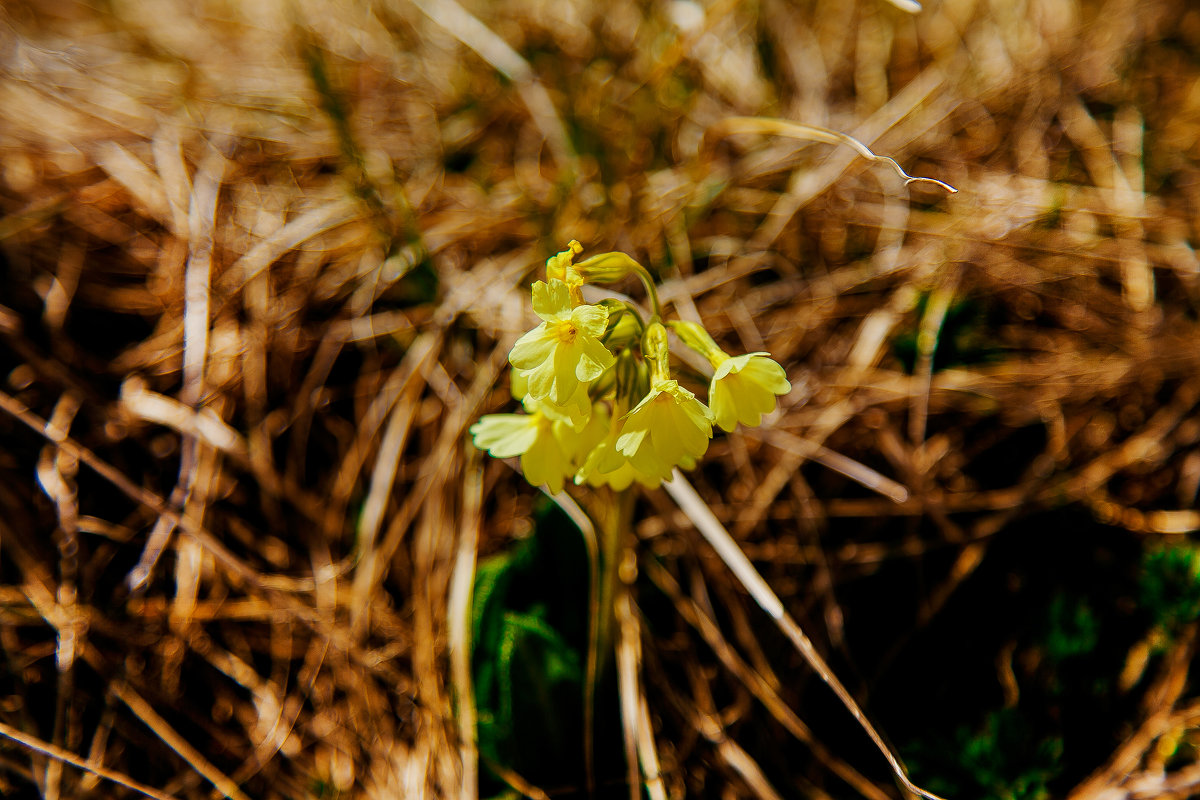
[470,500,614,795]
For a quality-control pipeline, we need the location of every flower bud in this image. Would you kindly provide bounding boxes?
[642,320,671,382]
[668,320,724,364]
[573,251,639,284]
[545,240,584,284]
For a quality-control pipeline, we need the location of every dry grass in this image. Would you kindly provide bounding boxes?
[2,0,1200,797]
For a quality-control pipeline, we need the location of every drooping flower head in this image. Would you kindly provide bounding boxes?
[470,412,573,494]
[709,353,791,432]
[470,398,606,494]
[509,279,615,406]
[575,370,661,491]
[577,421,660,490]
[670,320,790,432]
[616,379,714,483]
[545,239,585,296]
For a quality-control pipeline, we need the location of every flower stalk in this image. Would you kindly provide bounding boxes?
[469,240,793,793]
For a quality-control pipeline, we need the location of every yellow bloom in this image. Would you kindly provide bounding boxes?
[616,380,714,480]
[470,413,540,459]
[545,240,585,288]
[709,353,790,432]
[509,279,615,405]
[575,405,663,490]
[512,369,592,431]
[469,412,574,494]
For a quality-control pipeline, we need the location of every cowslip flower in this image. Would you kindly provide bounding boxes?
[670,320,790,433]
[509,279,615,406]
[616,379,714,482]
[709,353,791,433]
[470,410,575,494]
[512,369,592,431]
[575,405,662,490]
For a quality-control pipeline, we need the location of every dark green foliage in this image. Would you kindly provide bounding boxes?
[900,525,1200,800]
[908,709,1063,800]
[895,515,1141,800]
[1041,592,1101,663]
[380,254,439,308]
[1138,542,1200,636]
[471,501,622,797]
[892,292,1003,374]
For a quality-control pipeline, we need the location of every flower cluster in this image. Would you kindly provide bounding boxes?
[470,242,791,492]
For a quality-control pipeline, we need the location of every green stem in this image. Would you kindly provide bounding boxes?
[597,488,635,667]
[574,251,661,317]
[583,486,636,797]
[630,263,662,319]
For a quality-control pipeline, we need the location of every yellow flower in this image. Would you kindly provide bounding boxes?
[709,353,790,432]
[469,412,574,494]
[575,405,663,490]
[616,380,714,480]
[509,279,615,406]
[545,239,585,288]
[512,369,592,431]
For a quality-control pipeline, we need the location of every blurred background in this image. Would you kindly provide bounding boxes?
[2,0,1200,798]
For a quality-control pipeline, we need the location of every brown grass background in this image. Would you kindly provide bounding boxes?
[2,0,1200,797]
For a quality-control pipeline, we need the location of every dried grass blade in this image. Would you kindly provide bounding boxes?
[615,588,642,800]
[182,147,224,400]
[120,377,246,457]
[151,127,192,237]
[409,0,576,175]
[546,489,602,795]
[348,374,422,635]
[0,389,380,662]
[0,719,178,800]
[643,558,892,800]
[664,472,948,800]
[112,682,251,800]
[35,394,82,800]
[747,428,910,504]
[95,142,171,228]
[636,691,667,800]
[479,759,552,800]
[448,456,482,800]
[226,198,359,289]
[909,278,957,447]
[709,732,784,800]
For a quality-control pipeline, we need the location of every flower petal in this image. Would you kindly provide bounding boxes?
[470,414,540,458]
[509,325,557,370]
[709,354,790,431]
[519,418,572,493]
[549,343,582,404]
[575,335,615,382]
[571,303,609,337]
[709,378,738,432]
[742,356,791,394]
[617,381,712,477]
[530,279,571,321]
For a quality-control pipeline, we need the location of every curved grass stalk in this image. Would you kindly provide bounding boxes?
[704,117,957,195]
[883,0,923,12]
